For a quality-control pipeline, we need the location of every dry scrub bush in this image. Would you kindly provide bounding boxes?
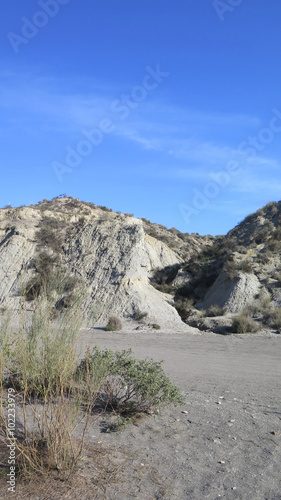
[225,259,253,280]
[206,305,227,317]
[105,316,123,331]
[174,296,194,321]
[134,308,148,322]
[265,307,281,330]
[231,312,260,334]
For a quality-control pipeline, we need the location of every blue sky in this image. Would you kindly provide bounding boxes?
[1,0,281,235]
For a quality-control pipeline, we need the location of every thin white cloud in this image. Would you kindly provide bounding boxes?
[1,68,280,195]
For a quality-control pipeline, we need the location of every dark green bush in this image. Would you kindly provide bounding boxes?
[77,348,184,415]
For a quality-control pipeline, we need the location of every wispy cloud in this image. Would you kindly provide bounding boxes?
[1,69,280,197]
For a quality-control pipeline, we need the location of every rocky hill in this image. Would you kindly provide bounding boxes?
[0,197,208,330]
[0,197,281,333]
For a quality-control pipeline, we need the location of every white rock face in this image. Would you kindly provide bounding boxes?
[66,218,184,328]
[0,221,38,311]
[197,271,261,313]
[0,205,189,329]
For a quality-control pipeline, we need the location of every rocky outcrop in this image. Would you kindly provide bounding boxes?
[65,217,184,327]
[197,270,262,313]
[0,199,190,329]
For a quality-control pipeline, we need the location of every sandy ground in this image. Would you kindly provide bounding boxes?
[78,328,281,500]
[1,328,281,499]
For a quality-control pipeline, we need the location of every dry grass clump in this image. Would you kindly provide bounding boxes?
[264,307,281,330]
[105,315,123,331]
[0,288,94,480]
[231,312,260,334]
[174,296,194,321]
[206,305,227,317]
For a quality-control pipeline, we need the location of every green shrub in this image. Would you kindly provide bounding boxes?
[152,324,161,330]
[99,205,112,212]
[231,314,260,333]
[105,315,123,331]
[76,348,184,415]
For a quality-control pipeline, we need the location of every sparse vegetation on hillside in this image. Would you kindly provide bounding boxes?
[2,196,281,333]
[20,218,80,308]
